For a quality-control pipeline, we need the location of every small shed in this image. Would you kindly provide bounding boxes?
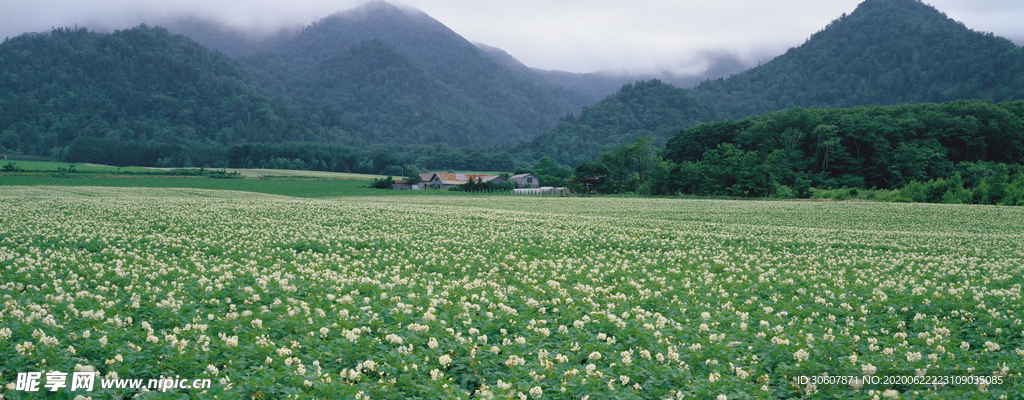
[392,180,417,190]
[511,187,570,196]
[478,175,507,185]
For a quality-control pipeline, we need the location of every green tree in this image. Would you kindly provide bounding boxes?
[573,161,612,194]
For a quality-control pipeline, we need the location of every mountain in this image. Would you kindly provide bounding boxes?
[695,0,1024,120]
[527,0,1024,165]
[0,25,363,161]
[237,1,590,147]
[523,80,713,166]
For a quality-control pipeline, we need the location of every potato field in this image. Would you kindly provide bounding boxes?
[1,186,1022,399]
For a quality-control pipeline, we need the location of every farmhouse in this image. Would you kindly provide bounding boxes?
[508,173,539,188]
[411,173,507,190]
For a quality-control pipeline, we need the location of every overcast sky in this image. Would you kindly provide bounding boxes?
[2,0,1022,74]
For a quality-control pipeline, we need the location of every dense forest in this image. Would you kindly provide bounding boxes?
[522,80,713,166]
[543,100,1020,206]
[0,25,369,159]
[524,0,1024,165]
[643,100,1024,203]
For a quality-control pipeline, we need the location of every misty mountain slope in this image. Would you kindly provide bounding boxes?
[240,0,590,146]
[161,17,299,58]
[473,42,598,106]
[522,80,713,166]
[477,52,752,103]
[287,39,514,146]
[477,46,752,101]
[527,0,1024,165]
[0,25,360,158]
[695,0,1024,120]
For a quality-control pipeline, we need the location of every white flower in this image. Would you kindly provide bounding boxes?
[862,364,877,375]
[794,349,809,363]
[206,364,220,375]
[439,354,452,367]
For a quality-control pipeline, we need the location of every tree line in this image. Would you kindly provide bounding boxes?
[568,100,1024,205]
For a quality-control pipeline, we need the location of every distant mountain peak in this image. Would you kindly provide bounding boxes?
[333,0,404,19]
[234,0,588,147]
[692,0,1024,119]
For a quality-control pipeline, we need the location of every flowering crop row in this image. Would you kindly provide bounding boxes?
[1,186,1022,399]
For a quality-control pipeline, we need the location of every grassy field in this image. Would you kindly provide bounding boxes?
[0,175,517,198]
[1,185,1021,399]
[0,175,371,198]
[1,160,386,180]
[145,167,386,180]
[2,160,155,174]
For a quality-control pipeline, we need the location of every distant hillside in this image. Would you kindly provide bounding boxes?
[239,1,590,147]
[0,25,361,160]
[527,0,1024,165]
[529,53,751,101]
[523,80,713,166]
[473,41,753,103]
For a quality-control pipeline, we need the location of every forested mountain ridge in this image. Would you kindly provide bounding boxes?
[527,0,1024,166]
[0,25,364,160]
[523,80,712,166]
[696,0,1024,120]
[239,1,590,147]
